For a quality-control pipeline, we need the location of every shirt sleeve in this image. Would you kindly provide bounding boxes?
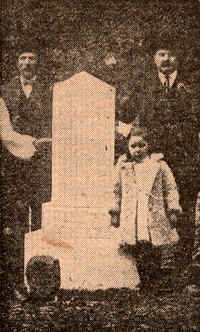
[161,160,182,214]
[0,97,36,159]
[0,97,14,136]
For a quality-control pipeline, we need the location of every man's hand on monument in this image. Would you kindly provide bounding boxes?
[3,227,13,236]
[33,137,52,150]
[169,213,178,229]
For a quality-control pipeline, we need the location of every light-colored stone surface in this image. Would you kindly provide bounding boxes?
[25,72,139,290]
[25,224,139,290]
[49,71,115,208]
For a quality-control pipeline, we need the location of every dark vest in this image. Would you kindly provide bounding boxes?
[1,76,52,138]
[1,77,53,203]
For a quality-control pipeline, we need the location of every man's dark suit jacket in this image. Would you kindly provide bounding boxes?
[119,70,200,210]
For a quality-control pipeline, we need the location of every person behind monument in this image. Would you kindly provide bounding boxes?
[0,38,52,299]
[109,126,182,293]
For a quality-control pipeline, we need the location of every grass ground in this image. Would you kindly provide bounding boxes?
[2,287,200,332]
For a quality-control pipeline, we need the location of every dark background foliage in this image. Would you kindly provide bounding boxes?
[1,0,200,88]
[1,3,200,329]
[1,0,200,158]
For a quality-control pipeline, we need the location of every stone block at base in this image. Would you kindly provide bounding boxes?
[25,225,139,290]
[42,204,116,239]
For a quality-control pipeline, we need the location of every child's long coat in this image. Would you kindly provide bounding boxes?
[112,154,182,246]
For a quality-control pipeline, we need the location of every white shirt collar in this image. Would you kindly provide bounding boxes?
[20,75,37,86]
[20,75,37,98]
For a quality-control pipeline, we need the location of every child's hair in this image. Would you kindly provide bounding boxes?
[127,126,149,142]
[126,126,150,160]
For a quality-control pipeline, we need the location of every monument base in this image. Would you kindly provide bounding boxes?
[41,202,114,240]
[25,204,140,290]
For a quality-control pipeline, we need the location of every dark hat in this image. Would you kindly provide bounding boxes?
[151,40,177,55]
[145,31,185,57]
[16,38,41,57]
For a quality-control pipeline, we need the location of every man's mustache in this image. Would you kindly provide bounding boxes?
[21,65,34,71]
[161,60,176,67]
[161,61,171,67]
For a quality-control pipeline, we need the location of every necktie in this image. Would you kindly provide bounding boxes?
[164,74,170,94]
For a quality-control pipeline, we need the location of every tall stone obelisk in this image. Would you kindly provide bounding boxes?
[42,71,115,233]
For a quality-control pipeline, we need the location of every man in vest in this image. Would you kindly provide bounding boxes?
[0,41,52,298]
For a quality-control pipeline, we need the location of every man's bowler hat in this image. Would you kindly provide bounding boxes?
[146,32,185,57]
[16,39,40,57]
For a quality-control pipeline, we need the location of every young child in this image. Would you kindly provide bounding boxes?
[109,127,182,293]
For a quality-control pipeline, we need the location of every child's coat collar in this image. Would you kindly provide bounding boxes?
[119,153,164,164]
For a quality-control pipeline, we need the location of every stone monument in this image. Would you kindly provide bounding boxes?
[25,72,139,289]
[42,71,115,232]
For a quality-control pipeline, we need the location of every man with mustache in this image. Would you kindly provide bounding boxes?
[120,38,200,267]
[155,41,199,268]
[0,40,52,299]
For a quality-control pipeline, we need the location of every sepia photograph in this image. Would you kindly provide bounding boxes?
[0,0,200,330]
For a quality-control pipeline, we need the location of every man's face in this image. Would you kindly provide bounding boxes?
[17,52,38,79]
[154,49,178,75]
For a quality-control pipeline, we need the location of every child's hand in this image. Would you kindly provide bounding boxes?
[169,213,178,228]
[109,209,120,228]
[110,214,120,228]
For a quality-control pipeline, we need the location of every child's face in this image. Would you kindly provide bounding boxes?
[128,136,149,162]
